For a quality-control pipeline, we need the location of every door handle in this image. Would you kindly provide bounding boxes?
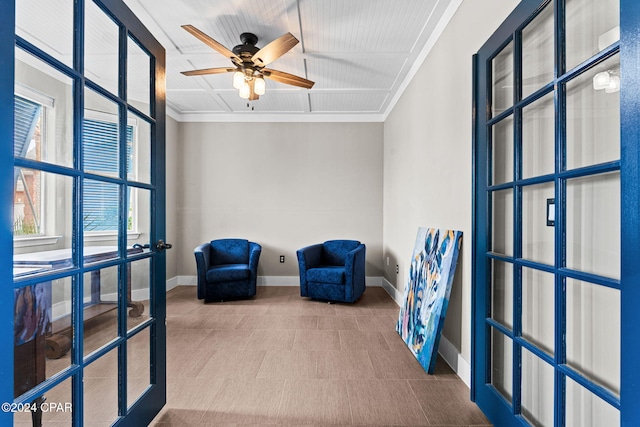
[156,240,173,252]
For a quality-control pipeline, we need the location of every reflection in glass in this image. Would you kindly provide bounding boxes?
[127,258,151,331]
[491,260,513,329]
[82,266,119,357]
[566,172,620,279]
[522,268,554,354]
[85,0,120,94]
[566,377,620,426]
[522,93,555,179]
[127,112,151,184]
[521,349,555,427]
[492,329,512,402]
[83,179,121,252]
[492,189,513,256]
[84,88,120,179]
[15,48,74,168]
[127,328,151,408]
[13,377,73,425]
[492,116,513,185]
[16,0,73,67]
[566,55,620,170]
[522,182,555,265]
[521,1,554,99]
[566,279,620,396]
[565,0,619,71]
[84,347,119,425]
[128,37,152,116]
[492,41,514,117]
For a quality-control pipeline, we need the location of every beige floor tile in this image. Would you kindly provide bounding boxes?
[380,329,411,351]
[200,329,254,349]
[368,349,434,380]
[238,314,318,330]
[408,379,490,425]
[256,350,318,379]
[167,313,245,330]
[331,303,373,316]
[166,343,214,378]
[248,329,296,350]
[204,378,285,424]
[197,348,266,379]
[277,379,352,425]
[347,379,429,425]
[355,314,399,331]
[316,350,376,379]
[339,330,391,351]
[317,315,359,330]
[293,330,341,350]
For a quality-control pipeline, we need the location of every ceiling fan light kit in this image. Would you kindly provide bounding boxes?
[181,25,314,101]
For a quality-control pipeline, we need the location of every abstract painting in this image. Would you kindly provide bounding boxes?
[397,227,463,374]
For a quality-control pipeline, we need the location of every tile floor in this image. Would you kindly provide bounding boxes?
[151,285,491,426]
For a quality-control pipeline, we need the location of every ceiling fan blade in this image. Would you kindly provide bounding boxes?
[251,33,299,67]
[181,25,240,62]
[263,68,314,89]
[181,67,236,76]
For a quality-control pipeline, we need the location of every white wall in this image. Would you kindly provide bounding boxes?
[382,0,520,364]
[165,115,179,280]
[174,121,384,278]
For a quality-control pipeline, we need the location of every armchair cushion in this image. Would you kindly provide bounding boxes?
[307,266,345,285]
[322,240,361,266]
[206,264,251,283]
[210,239,249,265]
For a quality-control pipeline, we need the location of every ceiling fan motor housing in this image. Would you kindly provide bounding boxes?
[233,32,260,58]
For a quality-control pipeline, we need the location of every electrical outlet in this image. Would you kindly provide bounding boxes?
[396,264,399,274]
[280,255,285,263]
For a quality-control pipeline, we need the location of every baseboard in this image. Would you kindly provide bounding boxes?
[382,278,470,387]
[173,275,385,287]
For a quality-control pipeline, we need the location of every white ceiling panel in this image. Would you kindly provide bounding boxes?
[119,0,461,120]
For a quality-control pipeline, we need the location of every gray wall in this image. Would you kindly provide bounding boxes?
[171,121,384,278]
[382,0,520,363]
[165,115,179,280]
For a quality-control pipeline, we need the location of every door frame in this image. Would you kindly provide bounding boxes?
[1,0,167,425]
[472,0,640,425]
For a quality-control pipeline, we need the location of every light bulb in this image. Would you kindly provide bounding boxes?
[239,81,250,99]
[233,71,244,89]
[254,77,266,95]
[605,75,620,93]
[592,71,610,90]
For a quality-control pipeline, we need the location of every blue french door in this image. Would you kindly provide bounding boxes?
[473,0,640,425]
[2,0,167,425]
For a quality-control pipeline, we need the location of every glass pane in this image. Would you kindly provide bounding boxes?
[85,0,120,95]
[491,328,512,402]
[521,1,555,99]
[522,267,554,355]
[83,266,119,357]
[14,170,73,277]
[13,377,73,425]
[15,48,74,168]
[492,41,514,117]
[566,377,620,426]
[127,327,151,408]
[127,258,151,331]
[522,93,555,179]
[492,189,513,256]
[47,277,74,374]
[522,182,555,265]
[83,179,121,252]
[128,186,151,244]
[16,0,73,67]
[521,348,555,427]
[84,347,119,425]
[128,36,151,116]
[491,259,513,329]
[492,116,513,185]
[566,55,620,170]
[566,172,620,279]
[84,88,120,179]
[565,0,619,70]
[127,112,151,184]
[566,279,620,395]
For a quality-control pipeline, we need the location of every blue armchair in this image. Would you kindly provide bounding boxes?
[296,240,366,303]
[194,239,261,302]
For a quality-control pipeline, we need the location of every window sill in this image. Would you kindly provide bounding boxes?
[14,235,62,248]
[84,232,142,243]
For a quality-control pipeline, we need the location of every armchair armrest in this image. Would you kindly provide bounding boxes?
[194,243,211,300]
[248,242,262,280]
[344,244,366,302]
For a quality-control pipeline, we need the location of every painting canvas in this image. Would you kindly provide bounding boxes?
[396,227,463,374]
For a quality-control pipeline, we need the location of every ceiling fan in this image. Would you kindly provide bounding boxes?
[180,25,315,100]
